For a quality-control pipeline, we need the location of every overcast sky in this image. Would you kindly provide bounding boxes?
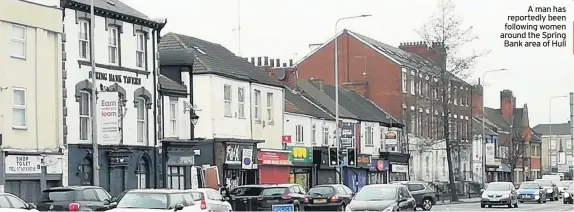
[121,0,574,126]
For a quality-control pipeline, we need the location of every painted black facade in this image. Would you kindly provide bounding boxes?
[160,140,215,189]
[312,146,338,185]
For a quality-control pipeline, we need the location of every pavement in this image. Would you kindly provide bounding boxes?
[432,198,574,211]
[435,197,482,205]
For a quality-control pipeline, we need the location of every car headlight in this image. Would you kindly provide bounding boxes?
[381,206,394,212]
[564,193,571,197]
[345,207,353,212]
[502,194,510,198]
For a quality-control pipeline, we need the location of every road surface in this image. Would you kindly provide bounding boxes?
[432,199,573,211]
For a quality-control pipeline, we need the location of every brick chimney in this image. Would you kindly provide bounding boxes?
[500,89,515,122]
[398,41,447,67]
[471,84,483,118]
[260,66,298,89]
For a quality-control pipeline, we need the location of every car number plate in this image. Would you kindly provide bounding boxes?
[314,199,327,204]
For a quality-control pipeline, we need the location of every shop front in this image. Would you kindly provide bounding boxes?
[312,146,338,185]
[368,158,388,184]
[220,141,259,189]
[161,140,216,190]
[485,158,502,182]
[258,150,292,184]
[288,146,313,190]
[344,154,371,192]
[380,151,410,182]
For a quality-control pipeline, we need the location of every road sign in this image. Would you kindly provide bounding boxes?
[272,204,294,212]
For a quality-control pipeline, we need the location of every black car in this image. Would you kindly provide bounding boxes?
[346,184,416,211]
[392,181,437,210]
[257,184,306,211]
[563,183,574,204]
[303,184,353,211]
[229,185,270,211]
[36,186,114,211]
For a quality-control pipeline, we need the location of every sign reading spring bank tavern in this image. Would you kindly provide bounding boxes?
[97,92,119,144]
[89,71,141,85]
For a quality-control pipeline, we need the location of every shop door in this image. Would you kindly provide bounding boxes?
[5,180,40,203]
[110,168,125,196]
[259,166,290,184]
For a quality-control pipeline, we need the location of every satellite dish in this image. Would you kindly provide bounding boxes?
[275,69,286,81]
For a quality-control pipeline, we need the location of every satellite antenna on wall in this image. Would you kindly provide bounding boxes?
[275,69,286,81]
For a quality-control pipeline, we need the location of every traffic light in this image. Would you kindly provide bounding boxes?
[347,148,356,167]
[328,146,338,167]
[338,148,344,165]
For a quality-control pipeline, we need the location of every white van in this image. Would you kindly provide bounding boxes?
[542,174,562,182]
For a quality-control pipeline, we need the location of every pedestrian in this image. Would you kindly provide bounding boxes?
[219,184,231,200]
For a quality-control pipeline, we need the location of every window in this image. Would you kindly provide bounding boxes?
[422,80,428,98]
[380,128,384,147]
[82,189,98,201]
[136,32,146,68]
[78,20,90,59]
[311,124,317,145]
[410,72,415,95]
[108,27,119,64]
[531,145,539,156]
[136,97,147,143]
[323,126,329,145]
[402,70,407,93]
[254,90,261,121]
[11,25,26,58]
[79,91,91,141]
[295,125,304,143]
[6,195,26,209]
[238,87,245,118]
[453,87,458,105]
[365,126,373,146]
[0,196,10,208]
[266,93,274,122]
[224,85,232,117]
[136,158,149,189]
[167,166,185,189]
[550,139,556,150]
[170,100,177,136]
[93,189,111,201]
[12,88,26,128]
[551,155,557,166]
[425,156,430,176]
[406,184,425,192]
[568,140,572,149]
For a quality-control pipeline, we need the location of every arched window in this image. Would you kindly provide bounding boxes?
[81,157,93,185]
[136,157,149,188]
[136,97,148,144]
[79,90,91,141]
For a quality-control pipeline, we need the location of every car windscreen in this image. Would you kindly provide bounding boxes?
[260,187,288,196]
[230,187,265,196]
[486,183,511,191]
[41,190,76,202]
[353,186,396,201]
[535,180,553,187]
[116,192,168,209]
[307,187,335,195]
[557,181,572,187]
[519,183,539,189]
[189,192,205,201]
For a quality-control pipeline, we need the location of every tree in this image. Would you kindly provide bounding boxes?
[414,0,490,202]
[507,128,529,183]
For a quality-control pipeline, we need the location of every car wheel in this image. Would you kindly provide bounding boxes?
[480,204,485,208]
[513,201,518,208]
[520,201,524,203]
[421,198,432,211]
[338,203,346,212]
[507,202,512,208]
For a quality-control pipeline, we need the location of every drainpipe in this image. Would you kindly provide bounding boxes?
[152,27,159,188]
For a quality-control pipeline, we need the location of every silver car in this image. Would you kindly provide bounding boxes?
[534,179,560,201]
[480,182,519,208]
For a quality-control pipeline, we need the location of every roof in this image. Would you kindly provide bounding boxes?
[158,74,188,96]
[159,33,282,88]
[532,122,571,135]
[285,89,333,120]
[68,0,153,22]
[472,117,498,136]
[483,107,511,131]
[296,80,357,120]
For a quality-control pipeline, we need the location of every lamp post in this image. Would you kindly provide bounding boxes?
[89,0,100,186]
[549,95,567,172]
[334,14,370,184]
[481,68,506,188]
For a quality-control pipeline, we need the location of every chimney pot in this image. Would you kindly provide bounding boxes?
[257,57,262,66]
[264,56,269,66]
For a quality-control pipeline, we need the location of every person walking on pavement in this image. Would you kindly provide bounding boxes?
[219,184,231,201]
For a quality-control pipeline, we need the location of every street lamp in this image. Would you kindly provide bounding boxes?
[481,68,507,187]
[191,112,199,126]
[334,14,371,184]
[549,95,567,172]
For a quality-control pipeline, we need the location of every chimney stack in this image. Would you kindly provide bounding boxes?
[264,56,269,66]
[500,90,515,122]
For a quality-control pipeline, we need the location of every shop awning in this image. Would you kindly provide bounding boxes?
[497,164,511,172]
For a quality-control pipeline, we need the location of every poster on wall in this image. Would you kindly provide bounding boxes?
[97,92,119,144]
[341,122,355,148]
[485,143,495,165]
[242,148,253,169]
[225,144,241,164]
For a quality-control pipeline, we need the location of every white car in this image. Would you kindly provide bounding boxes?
[187,188,232,212]
[0,193,38,212]
[107,189,202,211]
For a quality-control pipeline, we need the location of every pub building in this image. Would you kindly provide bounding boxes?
[288,146,313,190]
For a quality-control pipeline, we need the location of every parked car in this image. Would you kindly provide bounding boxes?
[303,184,353,211]
[345,184,416,211]
[534,179,560,201]
[229,185,269,211]
[391,181,437,210]
[107,189,198,211]
[256,184,306,211]
[557,181,573,197]
[187,188,233,212]
[480,182,519,208]
[36,186,113,211]
[563,183,574,204]
[0,192,38,211]
[517,181,546,203]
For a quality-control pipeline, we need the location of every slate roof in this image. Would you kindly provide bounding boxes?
[471,117,497,136]
[532,122,571,135]
[69,0,154,22]
[284,89,333,120]
[482,107,511,131]
[159,33,282,88]
[296,80,357,120]
[158,74,188,96]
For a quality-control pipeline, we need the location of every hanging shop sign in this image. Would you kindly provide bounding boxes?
[288,146,312,165]
[385,131,398,145]
[5,155,42,174]
[392,164,408,173]
[89,71,141,85]
[258,152,292,166]
[97,92,119,145]
[242,148,253,169]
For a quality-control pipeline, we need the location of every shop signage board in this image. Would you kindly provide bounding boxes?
[5,155,41,174]
[392,164,408,173]
[356,154,372,168]
[341,122,355,149]
[369,159,388,172]
[287,146,312,165]
[97,92,119,145]
[258,152,292,166]
[242,148,253,169]
[385,131,398,145]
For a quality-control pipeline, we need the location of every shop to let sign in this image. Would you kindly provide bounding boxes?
[5,155,41,174]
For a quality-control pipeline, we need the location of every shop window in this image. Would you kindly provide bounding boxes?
[168,166,185,189]
[137,157,149,188]
[80,157,93,185]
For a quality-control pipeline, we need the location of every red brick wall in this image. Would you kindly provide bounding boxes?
[297,31,403,119]
[500,90,514,122]
[531,158,541,169]
[471,86,483,118]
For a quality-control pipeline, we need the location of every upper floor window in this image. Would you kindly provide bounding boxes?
[79,91,91,141]
[311,124,317,145]
[254,90,261,121]
[550,139,556,150]
[12,88,27,128]
[295,125,304,143]
[136,97,148,143]
[323,126,329,145]
[78,21,90,60]
[169,100,177,136]
[237,87,245,118]
[365,126,373,146]
[266,93,274,122]
[410,72,415,95]
[401,70,407,93]
[108,27,119,64]
[223,85,232,117]
[136,32,146,68]
[11,25,26,58]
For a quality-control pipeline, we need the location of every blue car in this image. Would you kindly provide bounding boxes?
[517,182,547,203]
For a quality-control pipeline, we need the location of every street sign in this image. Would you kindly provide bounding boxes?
[272,204,294,212]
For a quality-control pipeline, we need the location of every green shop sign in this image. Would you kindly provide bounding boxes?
[288,146,312,165]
